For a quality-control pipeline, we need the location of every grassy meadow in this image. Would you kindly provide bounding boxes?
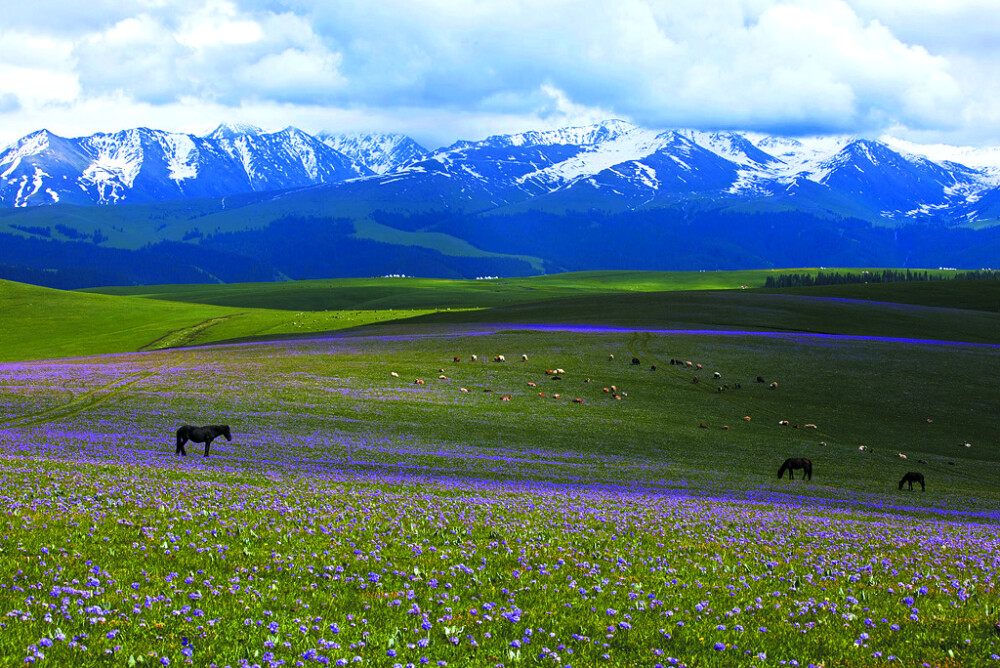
[2,271,1000,666]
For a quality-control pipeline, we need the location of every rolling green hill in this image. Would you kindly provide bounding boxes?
[81,268,977,311]
[2,271,998,364]
[0,279,442,363]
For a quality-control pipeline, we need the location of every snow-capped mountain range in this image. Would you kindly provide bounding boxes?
[0,124,425,207]
[396,120,1000,223]
[5,119,1000,226]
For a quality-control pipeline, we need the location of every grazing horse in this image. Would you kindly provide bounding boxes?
[777,457,812,480]
[175,424,231,457]
[898,471,925,492]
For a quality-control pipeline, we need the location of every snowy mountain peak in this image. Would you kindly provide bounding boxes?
[467,119,639,151]
[319,132,427,175]
[206,123,265,141]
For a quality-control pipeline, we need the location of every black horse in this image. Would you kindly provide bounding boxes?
[899,471,925,492]
[777,457,812,480]
[175,424,231,457]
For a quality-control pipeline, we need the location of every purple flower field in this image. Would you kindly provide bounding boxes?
[1,332,999,666]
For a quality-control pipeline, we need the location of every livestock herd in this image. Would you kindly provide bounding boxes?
[174,349,938,492]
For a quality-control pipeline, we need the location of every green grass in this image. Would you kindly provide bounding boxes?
[8,271,1000,363]
[2,323,1000,665]
[5,267,1000,665]
[76,269,859,310]
[0,279,444,363]
[761,279,1000,313]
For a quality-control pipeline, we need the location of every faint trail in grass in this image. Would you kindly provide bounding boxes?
[0,364,174,428]
[140,315,239,351]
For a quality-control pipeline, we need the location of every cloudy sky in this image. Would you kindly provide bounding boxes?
[1,0,998,150]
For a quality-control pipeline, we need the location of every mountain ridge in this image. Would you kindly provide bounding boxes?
[4,119,1000,288]
[5,119,1000,226]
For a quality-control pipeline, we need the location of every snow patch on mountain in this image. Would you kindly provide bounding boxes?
[160,133,199,181]
[745,134,852,183]
[1,131,52,180]
[515,125,668,187]
[280,128,320,180]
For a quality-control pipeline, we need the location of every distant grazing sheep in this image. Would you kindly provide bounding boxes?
[438,375,449,380]
[769,382,778,390]
[501,395,511,402]
[494,355,506,363]
[453,356,461,363]
[858,445,868,451]
[713,372,721,379]
[696,364,703,370]
[527,382,537,387]
[573,398,584,403]
[699,423,709,429]
[804,424,817,429]
[779,420,790,426]
[608,354,615,361]
[414,379,424,385]
[650,365,657,371]
[692,376,699,384]
[961,442,972,448]
[521,354,528,362]
[632,358,641,365]
[756,376,766,383]
[917,459,928,464]
[471,355,478,362]
[460,387,470,393]
[390,371,399,378]
[896,453,907,459]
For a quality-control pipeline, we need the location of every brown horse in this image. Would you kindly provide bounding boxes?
[175,424,231,457]
[898,471,925,492]
[777,457,812,480]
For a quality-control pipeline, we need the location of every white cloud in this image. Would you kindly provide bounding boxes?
[175,0,264,49]
[0,0,998,148]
